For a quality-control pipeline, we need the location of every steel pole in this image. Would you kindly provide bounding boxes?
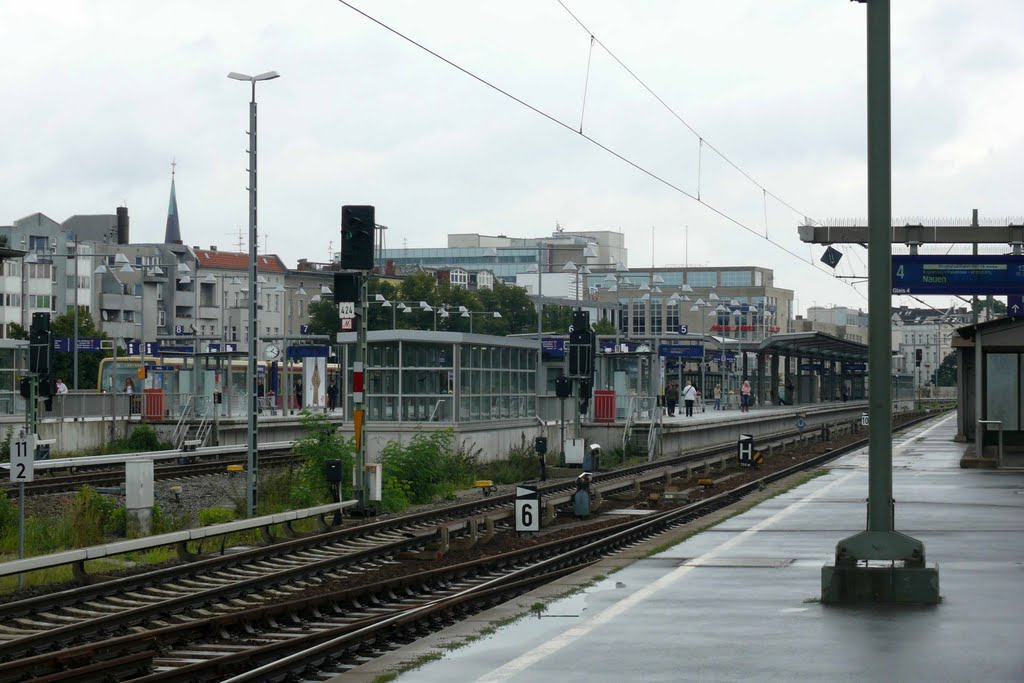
[246,82,259,518]
[73,239,79,390]
[865,0,893,533]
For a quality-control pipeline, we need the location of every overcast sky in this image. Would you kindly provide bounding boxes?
[3,1,1022,313]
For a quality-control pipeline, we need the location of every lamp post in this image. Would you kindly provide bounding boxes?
[462,310,502,333]
[228,69,279,518]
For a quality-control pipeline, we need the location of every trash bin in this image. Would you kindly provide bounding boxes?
[594,390,616,423]
[143,388,166,421]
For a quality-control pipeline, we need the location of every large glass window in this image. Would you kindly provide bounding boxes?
[687,271,717,288]
[720,270,752,287]
[632,301,645,336]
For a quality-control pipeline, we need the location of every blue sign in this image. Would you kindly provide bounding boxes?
[1009,295,1023,316]
[677,324,688,335]
[658,344,705,359]
[125,341,160,356]
[796,417,807,431]
[800,363,823,371]
[207,343,238,353]
[53,337,103,352]
[846,362,867,372]
[299,324,310,335]
[287,345,329,359]
[712,353,736,365]
[174,325,186,335]
[542,338,566,359]
[892,255,1024,295]
[160,345,194,354]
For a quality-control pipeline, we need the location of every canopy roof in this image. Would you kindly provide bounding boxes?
[758,331,868,362]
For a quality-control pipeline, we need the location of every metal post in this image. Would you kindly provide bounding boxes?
[284,297,290,415]
[17,481,24,588]
[823,0,935,603]
[246,81,259,518]
[354,274,368,509]
[72,239,79,390]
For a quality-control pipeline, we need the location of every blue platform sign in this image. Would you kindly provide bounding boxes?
[299,324,310,335]
[1009,295,1023,316]
[677,324,688,335]
[207,343,238,353]
[53,337,103,352]
[846,362,867,372]
[174,325,186,335]
[126,341,161,356]
[892,255,1024,295]
[287,345,329,359]
[658,344,705,359]
[541,338,566,360]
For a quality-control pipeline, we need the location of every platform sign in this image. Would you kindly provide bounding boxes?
[677,324,688,335]
[300,324,310,335]
[514,485,540,532]
[174,325,186,335]
[892,255,1024,295]
[126,341,160,356]
[845,363,867,372]
[658,344,704,359]
[1009,295,1023,316]
[737,434,754,467]
[9,435,36,483]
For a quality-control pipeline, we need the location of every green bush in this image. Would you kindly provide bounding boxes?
[198,507,236,527]
[379,476,413,514]
[0,495,17,536]
[290,410,355,509]
[476,435,541,485]
[124,424,167,452]
[380,429,477,505]
[70,486,117,548]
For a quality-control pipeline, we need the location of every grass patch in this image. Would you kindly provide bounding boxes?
[370,651,444,683]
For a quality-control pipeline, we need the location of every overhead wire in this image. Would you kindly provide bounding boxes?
[333,0,864,299]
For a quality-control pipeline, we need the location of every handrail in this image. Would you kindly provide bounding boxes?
[171,395,194,447]
[0,499,357,580]
[428,399,446,422]
[0,440,297,471]
[622,395,636,453]
[647,404,662,462]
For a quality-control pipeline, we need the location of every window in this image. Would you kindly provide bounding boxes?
[720,271,752,287]
[666,302,679,331]
[156,283,164,301]
[754,270,764,287]
[274,294,280,312]
[632,300,645,336]
[687,271,717,288]
[650,298,662,335]
[28,235,48,252]
[200,282,215,307]
[157,310,166,327]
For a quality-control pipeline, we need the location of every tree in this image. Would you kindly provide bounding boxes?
[307,299,340,337]
[593,318,616,335]
[972,298,1007,318]
[49,308,110,390]
[6,323,28,341]
[934,350,957,387]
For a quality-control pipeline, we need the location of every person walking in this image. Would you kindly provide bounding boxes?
[682,380,697,417]
[713,385,722,410]
[741,379,752,413]
[665,383,679,417]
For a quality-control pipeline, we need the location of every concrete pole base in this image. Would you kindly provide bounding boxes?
[821,562,940,605]
[127,507,152,538]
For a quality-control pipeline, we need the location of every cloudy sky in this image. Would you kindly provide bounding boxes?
[2,1,1022,313]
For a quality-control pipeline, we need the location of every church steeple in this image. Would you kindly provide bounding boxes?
[164,160,182,244]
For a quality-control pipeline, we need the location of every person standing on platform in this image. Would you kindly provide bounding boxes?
[665,383,679,416]
[786,380,795,405]
[714,385,722,410]
[682,380,697,417]
[55,378,68,395]
[741,380,752,413]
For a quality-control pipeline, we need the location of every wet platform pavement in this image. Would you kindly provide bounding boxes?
[348,412,1024,682]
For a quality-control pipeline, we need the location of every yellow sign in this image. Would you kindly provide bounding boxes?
[137,367,147,380]
[354,409,364,452]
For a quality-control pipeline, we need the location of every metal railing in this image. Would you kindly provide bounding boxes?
[40,392,137,422]
[647,403,662,462]
[171,395,194,447]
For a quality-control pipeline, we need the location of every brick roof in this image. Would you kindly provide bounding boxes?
[195,249,286,273]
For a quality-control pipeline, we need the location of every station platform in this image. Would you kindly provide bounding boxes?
[348,412,1024,682]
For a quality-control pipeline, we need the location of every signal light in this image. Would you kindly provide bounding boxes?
[341,205,375,271]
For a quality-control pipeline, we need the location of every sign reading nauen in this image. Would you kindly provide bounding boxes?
[892,255,1024,295]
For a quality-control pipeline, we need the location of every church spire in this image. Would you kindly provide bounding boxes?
[164,159,182,244]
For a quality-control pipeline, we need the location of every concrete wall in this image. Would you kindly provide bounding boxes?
[0,417,139,454]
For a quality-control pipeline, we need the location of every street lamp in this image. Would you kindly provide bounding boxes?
[228,68,280,518]
[461,310,501,333]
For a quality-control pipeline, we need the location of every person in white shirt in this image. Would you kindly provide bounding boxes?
[681,381,698,417]
[55,378,68,395]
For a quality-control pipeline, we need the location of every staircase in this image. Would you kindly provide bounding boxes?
[174,400,213,451]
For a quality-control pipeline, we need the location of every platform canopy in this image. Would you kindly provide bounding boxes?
[758,331,868,362]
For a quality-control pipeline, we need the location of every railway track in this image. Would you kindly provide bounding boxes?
[0,410,942,681]
[2,447,298,498]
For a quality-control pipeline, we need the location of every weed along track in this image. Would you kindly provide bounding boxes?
[0,410,942,681]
